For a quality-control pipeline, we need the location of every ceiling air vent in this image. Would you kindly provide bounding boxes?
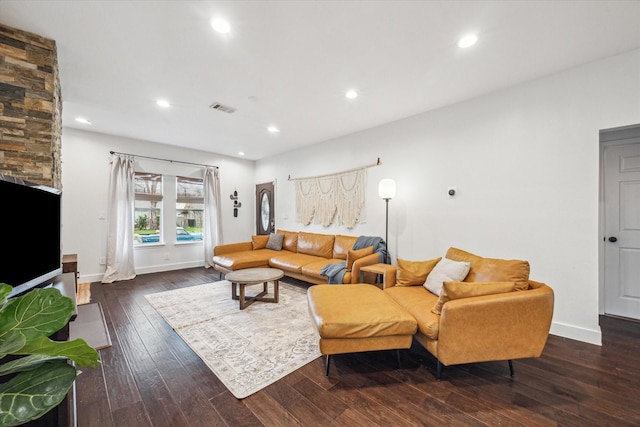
[209,102,236,114]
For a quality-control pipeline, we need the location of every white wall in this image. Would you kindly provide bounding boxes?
[255,49,640,345]
[61,129,255,283]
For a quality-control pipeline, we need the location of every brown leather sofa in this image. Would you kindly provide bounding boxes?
[381,247,555,379]
[212,230,382,285]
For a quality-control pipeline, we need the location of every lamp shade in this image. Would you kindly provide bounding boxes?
[378,178,396,200]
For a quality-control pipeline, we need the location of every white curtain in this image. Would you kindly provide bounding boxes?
[102,154,136,283]
[203,167,222,268]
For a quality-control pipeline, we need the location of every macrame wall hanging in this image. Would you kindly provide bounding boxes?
[289,159,380,228]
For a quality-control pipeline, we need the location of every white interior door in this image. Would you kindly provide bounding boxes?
[604,142,640,319]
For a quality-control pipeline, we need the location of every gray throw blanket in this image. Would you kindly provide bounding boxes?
[320,236,388,284]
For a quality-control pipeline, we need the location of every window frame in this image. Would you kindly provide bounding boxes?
[134,172,164,245]
[175,176,204,244]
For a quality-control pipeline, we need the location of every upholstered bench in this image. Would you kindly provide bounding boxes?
[307,284,418,375]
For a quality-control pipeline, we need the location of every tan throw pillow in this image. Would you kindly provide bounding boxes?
[396,257,442,286]
[251,235,269,250]
[346,246,374,272]
[423,257,470,296]
[276,229,298,252]
[431,281,516,315]
[445,247,530,291]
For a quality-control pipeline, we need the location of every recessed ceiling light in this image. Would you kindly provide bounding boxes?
[458,34,478,48]
[238,151,245,156]
[156,99,171,108]
[75,117,91,124]
[211,18,231,34]
[345,90,358,99]
[267,126,280,133]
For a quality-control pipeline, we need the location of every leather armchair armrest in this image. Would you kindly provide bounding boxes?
[436,284,554,366]
[349,253,382,284]
[213,241,252,256]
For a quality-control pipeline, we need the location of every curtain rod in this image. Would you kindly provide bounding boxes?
[110,151,218,169]
[288,157,381,181]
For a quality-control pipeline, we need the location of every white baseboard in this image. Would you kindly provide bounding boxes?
[79,261,208,284]
[134,260,204,275]
[550,321,602,346]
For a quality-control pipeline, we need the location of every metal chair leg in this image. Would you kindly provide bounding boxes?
[436,360,442,381]
[396,349,402,370]
[508,360,514,377]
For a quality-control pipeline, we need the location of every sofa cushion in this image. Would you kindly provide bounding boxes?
[431,281,516,315]
[297,232,335,258]
[269,253,321,273]
[396,257,442,286]
[265,233,284,250]
[213,248,281,270]
[276,229,299,252]
[445,247,530,291]
[424,258,470,296]
[385,286,441,340]
[301,258,345,281]
[346,246,374,272]
[309,284,418,339]
[251,235,269,250]
[333,235,358,260]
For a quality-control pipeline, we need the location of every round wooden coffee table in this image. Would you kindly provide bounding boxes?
[225,268,284,310]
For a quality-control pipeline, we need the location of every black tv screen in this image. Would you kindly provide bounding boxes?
[0,174,62,297]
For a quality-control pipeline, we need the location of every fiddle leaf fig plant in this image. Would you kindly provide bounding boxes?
[0,283,100,427]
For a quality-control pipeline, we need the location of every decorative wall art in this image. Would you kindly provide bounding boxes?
[290,159,380,228]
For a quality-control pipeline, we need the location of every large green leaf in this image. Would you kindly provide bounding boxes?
[0,332,26,360]
[0,285,100,426]
[0,355,66,377]
[16,336,100,368]
[0,361,76,427]
[0,288,73,342]
[0,285,11,307]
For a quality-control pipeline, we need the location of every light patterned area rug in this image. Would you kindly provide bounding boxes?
[145,280,321,399]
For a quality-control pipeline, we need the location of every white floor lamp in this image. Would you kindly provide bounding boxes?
[378,178,396,264]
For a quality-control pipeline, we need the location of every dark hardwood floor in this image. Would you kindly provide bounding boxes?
[76,267,640,426]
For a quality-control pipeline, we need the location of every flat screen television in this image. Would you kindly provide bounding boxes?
[0,174,62,298]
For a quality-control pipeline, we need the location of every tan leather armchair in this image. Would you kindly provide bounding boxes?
[382,249,555,380]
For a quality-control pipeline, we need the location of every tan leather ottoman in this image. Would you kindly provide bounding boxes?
[307,284,418,375]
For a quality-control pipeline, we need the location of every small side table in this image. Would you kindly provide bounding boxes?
[359,263,396,289]
[62,254,78,291]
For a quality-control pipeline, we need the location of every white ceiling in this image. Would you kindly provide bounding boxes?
[1,1,639,160]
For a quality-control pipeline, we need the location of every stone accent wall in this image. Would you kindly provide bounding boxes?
[0,23,62,189]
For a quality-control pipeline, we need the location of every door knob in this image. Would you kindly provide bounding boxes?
[608,236,618,242]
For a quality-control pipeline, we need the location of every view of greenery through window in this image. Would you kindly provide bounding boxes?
[134,173,204,244]
[134,173,163,244]
[176,176,204,241]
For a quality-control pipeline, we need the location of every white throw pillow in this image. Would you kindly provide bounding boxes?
[424,258,471,296]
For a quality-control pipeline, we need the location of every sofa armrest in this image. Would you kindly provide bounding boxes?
[349,253,383,284]
[436,284,554,366]
[213,241,252,256]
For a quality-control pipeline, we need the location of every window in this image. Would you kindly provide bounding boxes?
[134,173,163,244]
[176,176,204,242]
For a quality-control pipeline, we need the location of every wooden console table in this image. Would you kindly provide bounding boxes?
[62,254,78,291]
